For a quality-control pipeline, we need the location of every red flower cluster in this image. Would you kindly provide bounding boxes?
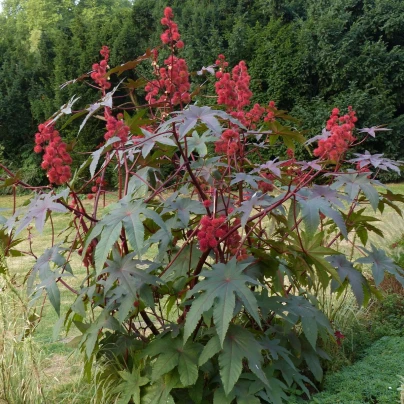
[214,129,239,155]
[215,58,252,114]
[314,107,357,161]
[104,112,130,143]
[244,101,277,128]
[355,162,370,174]
[145,55,191,106]
[334,330,345,346]
[258,173,275,193]
[160,7,184,49]
[87,176,108,199]
[197,215,247,260]
[214,55,278,156]
[34,122,72,185]
[264,100,277,122]
[91,46,111,91]
[198,215,226,251]
[91,176,107,193]
[245,103,265,127]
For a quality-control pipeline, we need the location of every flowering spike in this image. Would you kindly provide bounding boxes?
[314,107,357,161]
[34,122,72,185]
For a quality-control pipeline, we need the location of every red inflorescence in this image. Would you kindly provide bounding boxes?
[197,215,248,261]
[34,122,72,185]
[160,7,184,49]
[258,173,275,193]
[91,46,111,91]
[104,111,130,143]
[145,8,190,106]
[214,129,239,155]
[314,107,358,161]
[145,55,191,106]
[214,54,279,156]
[264,100,277,122]
[215,59,252,115]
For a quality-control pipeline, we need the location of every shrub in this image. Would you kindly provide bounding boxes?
[0,6,403,403]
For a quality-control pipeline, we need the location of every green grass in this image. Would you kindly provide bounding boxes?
[0,193,121,403]
[292,336,404,404]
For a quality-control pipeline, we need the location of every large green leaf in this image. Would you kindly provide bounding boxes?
[331,172,382,211]
[327,255,369,306]
[85,199,168,271]
[185,130,217,157]
[145,336,202,387]
[184,259,260,346]
[289,231,340,285]
[297,188,347,237]
[28,245,73,316]
[115,368,149,404]
[218,325,268,395]
[101,250,161,321]
[356,244,404,287]
[261,294,331,350]
[163,197,205,227]
[161,245,202,283]
[142,371,179,404]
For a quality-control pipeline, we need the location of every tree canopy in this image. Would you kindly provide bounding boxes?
[0,0,403,182]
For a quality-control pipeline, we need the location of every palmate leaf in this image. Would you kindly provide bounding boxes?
[249,366,291,404]
[147,216,180,261]
[78,308,122,359]
[162,105,244,139]
[230,173,261,189]
[330,172,382,211]
[8,190,69,236]
[142,371,179,404]
[297,191,347,238]
[100,251,161,321]
[357,126,391,138]
[356,244,404,287]
[185,130,217,157]
[28,245,73,315]
[139,127,177,158]
[289,231,340,285]
[162,197,205,227]
[161,245,202,282]
[327,255,369,306]
[343,208,383,246]
[184,259,260,346]
[33,269,72,316]
[378,189,404,216]
[262,294,331,351]
[218,325,269,395]
[145,335,202,387]
[255,158,283,178]
[260,337,295,369]
[85,199,168,271]
[234,192,281,227]
[89,136,121,178]
[115,368,149,404]
[348,151,403,174]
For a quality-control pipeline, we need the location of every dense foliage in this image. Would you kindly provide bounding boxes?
[1,0,404,183]
[1,5,404,403]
